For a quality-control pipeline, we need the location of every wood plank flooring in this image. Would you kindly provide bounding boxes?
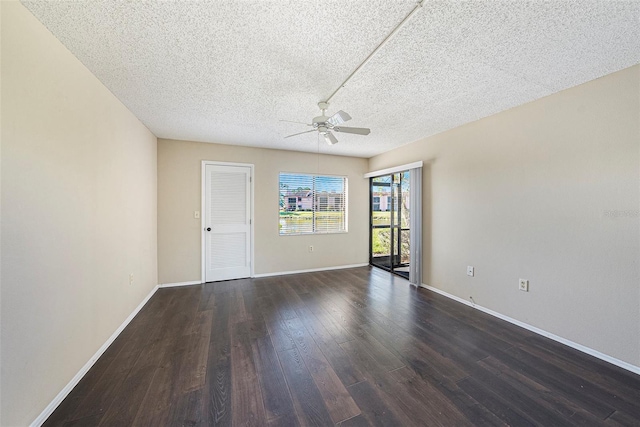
[44,267,640,426]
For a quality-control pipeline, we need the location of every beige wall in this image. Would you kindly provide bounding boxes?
[158,139,369,283]
[1,2,158,425]
[369,65,640,367]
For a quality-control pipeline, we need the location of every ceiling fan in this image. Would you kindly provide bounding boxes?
[282,102,370,145]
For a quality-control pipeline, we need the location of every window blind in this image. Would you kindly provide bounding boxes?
[279,173,347,235]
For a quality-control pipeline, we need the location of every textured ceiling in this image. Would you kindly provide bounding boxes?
[22,0,640,158]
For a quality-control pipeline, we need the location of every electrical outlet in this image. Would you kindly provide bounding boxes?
[467,266,474,277]
[519,279,529,292]
[309,245,314,253]
[129,273,134,286]
[194,211,200,219]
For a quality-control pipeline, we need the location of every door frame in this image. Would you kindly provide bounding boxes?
[366,161,423,284]
[368,169,413,278]
[201,160,255,283]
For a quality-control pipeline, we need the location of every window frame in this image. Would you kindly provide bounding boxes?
[278,172,348,236]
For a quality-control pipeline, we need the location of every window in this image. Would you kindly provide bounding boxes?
[373,196,381,211]
[279,173,347,235]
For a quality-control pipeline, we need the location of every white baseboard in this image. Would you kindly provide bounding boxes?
[253,263,369,278]
[158,280,202,288]
[30,285,160,427]
[159,265,370,286]
[419,283,640,376]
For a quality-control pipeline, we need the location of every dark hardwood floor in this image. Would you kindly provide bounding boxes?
[44,267,640,426]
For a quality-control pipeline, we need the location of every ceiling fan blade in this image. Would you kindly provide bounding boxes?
[280,119,312,126]
[333,126,370,135]
[324,132,339,145]
[327,110,352,126]
[284,129,316,139]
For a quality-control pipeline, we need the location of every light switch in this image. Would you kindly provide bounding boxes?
[194,211,200,219]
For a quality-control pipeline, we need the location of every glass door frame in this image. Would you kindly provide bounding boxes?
[369,171,410,277]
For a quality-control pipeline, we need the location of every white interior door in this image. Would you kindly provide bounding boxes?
[204,164,252,282]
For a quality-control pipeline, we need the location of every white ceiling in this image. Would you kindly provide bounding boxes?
[22,0,640,158]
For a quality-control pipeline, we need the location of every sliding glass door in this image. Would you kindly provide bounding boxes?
[370,171,410,278]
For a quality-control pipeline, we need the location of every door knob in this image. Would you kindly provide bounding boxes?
[206,227,211,231]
